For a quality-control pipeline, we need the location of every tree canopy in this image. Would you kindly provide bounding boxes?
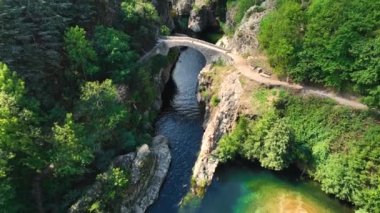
[259,0,380,108]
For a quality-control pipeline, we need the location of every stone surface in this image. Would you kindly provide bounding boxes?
[152,0,175,29]
[141,36,232,65]
[216,0,275,54]
[188,0,218,32]
[70,136,171,213]
[122,135,171,213]
[172,0,195,15]
[153,49,179,111]
[191,69,243,193]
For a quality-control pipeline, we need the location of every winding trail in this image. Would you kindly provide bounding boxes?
[148,36,368,110]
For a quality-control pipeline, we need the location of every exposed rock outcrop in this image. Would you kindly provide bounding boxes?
[70,136,171,213]
[188,1,219,32]
[191,68,243,193]
[216,0,275,54]
[172,0,195,15]
[152,0,175,29]
[153,50,179,110]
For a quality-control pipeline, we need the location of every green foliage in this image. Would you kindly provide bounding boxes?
[350,36,380,108]
[91,167,130,211]
[94,26,138,81]
[64,26,99,76]
[258,0,304,73]
[0,0,73,107]
[217,118,248,162]
[0,63,40,211]
[217,110,293,170]
[160,25,171,36]
[0,0,173,211]
[51,113,94,176]
[76,80,129,146]
[121,0,159,51]
[0,63,24,99]
[260,119,293,170]
[259,0,380,108]
[210,95,220,107]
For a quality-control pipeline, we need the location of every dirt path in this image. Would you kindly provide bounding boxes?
[149,36,368,110]
[228,53,368,110]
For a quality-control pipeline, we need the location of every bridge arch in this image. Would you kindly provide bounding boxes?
[140,36,232,64]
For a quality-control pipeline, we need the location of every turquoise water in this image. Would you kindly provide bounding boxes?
[195,163,353,213]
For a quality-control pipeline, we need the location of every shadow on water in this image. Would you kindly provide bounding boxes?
[148,48,206,213]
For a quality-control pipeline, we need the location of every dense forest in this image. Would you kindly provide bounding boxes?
[259,0,380,108]
[0,0,172,211]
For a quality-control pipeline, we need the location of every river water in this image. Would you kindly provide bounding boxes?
[148,48,206,212]
[148,48,352,213]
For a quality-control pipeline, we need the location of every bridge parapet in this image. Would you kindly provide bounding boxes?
[140,36,232,64]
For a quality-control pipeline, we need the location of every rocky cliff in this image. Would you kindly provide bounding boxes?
[153,50,179,110]
[70,136,171,213]
[172,0,195,15]
[152,0,175,29]
[191,66,243,193]
[188,0,219,32]
[217,0,275,54]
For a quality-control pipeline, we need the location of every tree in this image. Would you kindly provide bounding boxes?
[75,79,134,156]
[0,150,15,211]
[120,0,159,51]
[0,0,73,107]
[64,26,99,77]
[50,113,94,177]
[258,0,304,74]
[216,118,248,162]
[260,119,292,170]
[351,36,380,108]
[0,62,39,212]
[93,26,137,81]
[242,110,278,161]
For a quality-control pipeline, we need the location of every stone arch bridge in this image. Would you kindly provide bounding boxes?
[139,36,232,64]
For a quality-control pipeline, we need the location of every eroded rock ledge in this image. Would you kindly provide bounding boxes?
[191,66,243,193]
[70,135,171,213]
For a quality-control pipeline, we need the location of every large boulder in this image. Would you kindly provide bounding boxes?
[70,135,171,213]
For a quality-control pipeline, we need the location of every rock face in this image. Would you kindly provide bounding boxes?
[121,135,171,213]
[70,136,171,213]
[152,0,175,29]
[216,0,275,54]
[188,0,219,32]
[191,68,243,193]
[153,49,179,111]
[172,0,195,15]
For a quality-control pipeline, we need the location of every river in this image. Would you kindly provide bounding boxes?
[148,48,206,212]
[148,48,352,213]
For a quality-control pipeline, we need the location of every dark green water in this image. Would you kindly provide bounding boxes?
[190,162,353,213]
